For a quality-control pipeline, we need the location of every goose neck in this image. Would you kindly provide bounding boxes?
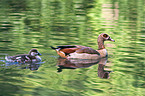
[97,37,105,49]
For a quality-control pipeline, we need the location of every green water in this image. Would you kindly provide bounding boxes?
[0,0,145,96]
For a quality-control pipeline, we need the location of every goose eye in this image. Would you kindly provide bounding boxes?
[103,34,108,38]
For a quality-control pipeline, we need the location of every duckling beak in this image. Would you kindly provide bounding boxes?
[38,52,42,56]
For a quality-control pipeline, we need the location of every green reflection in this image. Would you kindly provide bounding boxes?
[0,0,144,96]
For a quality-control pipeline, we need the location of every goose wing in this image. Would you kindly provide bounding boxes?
[51,45,100,55]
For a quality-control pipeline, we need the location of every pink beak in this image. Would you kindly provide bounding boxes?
[110,38,115,42]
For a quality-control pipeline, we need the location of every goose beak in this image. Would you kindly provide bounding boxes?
[110,39,115,42]
[108,37,115,42]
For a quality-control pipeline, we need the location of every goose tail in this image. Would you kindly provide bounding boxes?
[50,46,58,49]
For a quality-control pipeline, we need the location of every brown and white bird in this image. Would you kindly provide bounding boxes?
[51,33,115,59]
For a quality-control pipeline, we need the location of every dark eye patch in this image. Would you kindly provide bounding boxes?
[103,34,108,38]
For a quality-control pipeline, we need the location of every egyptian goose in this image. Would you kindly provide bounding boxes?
[51,33,115,59]
[5,49,42,63]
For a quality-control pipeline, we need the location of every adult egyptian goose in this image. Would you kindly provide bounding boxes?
[5,49,42,63]
[51,33,115,59]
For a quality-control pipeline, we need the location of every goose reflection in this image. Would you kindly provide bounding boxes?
[97,57,112,79]
[57,57,112,79]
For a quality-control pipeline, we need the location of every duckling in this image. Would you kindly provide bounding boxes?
[5,49,42,63]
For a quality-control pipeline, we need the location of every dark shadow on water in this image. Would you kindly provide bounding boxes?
[57,57,112,79]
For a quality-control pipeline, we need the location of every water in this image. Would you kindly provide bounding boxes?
[0,0,145,96]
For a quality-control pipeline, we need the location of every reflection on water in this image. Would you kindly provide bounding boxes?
[57,58,100,71]
[0,0,144,96]
[57,57,112,79]
[2,61,42,71]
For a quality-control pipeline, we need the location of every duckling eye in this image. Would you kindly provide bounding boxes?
[103,34,108,38]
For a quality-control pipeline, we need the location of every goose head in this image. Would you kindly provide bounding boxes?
[99,33,115,42]
[97,33,115,50]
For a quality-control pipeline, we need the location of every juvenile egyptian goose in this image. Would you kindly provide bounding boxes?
[5,49,42,63]
[51,33,115,59]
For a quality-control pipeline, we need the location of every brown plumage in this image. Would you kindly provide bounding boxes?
[51,33,115,59]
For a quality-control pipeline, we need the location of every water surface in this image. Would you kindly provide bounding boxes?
[0,0,145,96]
